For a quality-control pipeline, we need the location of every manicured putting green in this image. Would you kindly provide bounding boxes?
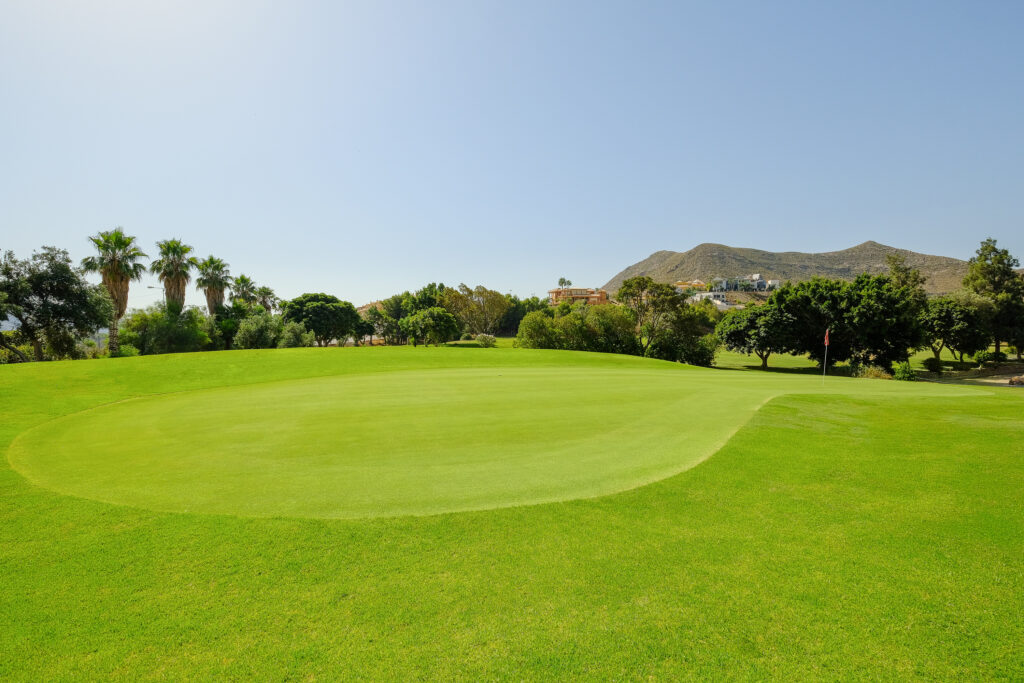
[9,364,744,517]
[8,349,980,519]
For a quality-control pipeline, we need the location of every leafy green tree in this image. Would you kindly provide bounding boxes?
[81,227,148,354]
[1,247,113,361]
[400,307,460,346]
[444,284,510,335]
[646,301,719,366]
[515,310,560,349]
[234,309,284,349]
[920,292,993,361]
[278,320,315,348]
[846,273,925,370]
[351,317,375,346]
[231,274,258,305]
[770,278,853,368]
[119,305,212,355]
[497,294,548,336]
[281,293,360,347]
[616,276,685,354]
[150,239,198,315]
[716,303,789,369]
[364,304,403,345]
[195,256,232,316]
[963,238,1024,354]
[580,304,640,355]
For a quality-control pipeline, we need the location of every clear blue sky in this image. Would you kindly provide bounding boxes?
[2,0,1022,310]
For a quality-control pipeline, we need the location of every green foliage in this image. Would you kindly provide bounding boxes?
[474,334,497,348]
[616,276,683,354]
[282,293,360,347]
[234,310,285,349]
[111,343,140,358]
[715,303,790,369]
[921,356,943,374]
[920,292,993,362]
[769,274,926,370]
[231,274,258,304]
[973,350,1007,366]
[400,307,460,346]
[892,361,916,381]
[460,332,474,341]
[119,305,212,355]
[1,247,114,361]
[149,239,197,314]
[278,321,315,348]
[963,238,1024,354]
[444,284,510,335]
[0,331,33,364]
[514,310,560,349]
[496,294,548,336]
[195,256,232,315]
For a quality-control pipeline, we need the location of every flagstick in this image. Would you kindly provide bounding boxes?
[822,344,828,385]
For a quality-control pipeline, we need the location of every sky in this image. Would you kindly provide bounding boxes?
[2,0,1022,311]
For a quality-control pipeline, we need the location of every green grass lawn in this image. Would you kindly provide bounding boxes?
[2,347,1022,678]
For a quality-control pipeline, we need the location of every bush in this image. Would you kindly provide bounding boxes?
[111,343,140,358]
[460,332,474,341]
[974,350,1007,366]
[120,306,211,355]
[278,321,314,348]
[853,365,891,379]
[893,361,916,381]
[922,356,943,374]
[235,313,284,350]
[475,334,496,348]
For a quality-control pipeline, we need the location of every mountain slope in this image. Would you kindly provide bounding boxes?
[602,241,970,295]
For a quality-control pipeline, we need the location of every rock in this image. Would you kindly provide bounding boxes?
[1009,376,1024,386]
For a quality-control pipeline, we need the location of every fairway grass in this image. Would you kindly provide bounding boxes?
[2,347,1022,678]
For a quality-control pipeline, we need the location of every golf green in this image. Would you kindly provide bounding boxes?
[7,348,979,519]
[9,364,760,517]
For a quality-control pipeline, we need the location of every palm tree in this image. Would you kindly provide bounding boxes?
[255,286,279,312]
[150,239,197,313]
[195,256,232,316]
[231,274,257,304]
[81,228,148,354]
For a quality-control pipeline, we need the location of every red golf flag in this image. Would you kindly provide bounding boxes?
[824,328,830,347]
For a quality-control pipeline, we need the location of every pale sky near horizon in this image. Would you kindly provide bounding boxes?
[2,0,1022,311]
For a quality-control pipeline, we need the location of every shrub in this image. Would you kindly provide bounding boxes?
[460,332,474,341]
[893,361,916,381]
[111,343,140,358]
[235,313,284,350]
[853,365,891,379]
[120,306,211,355]
[475,334,496,348]
[278,321,314,348]
[974,350,1007,366]
[922,356,943,374]
[515,311,560,349]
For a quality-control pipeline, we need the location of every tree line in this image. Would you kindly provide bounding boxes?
[0,227,552,362]
[717,239,1024,372]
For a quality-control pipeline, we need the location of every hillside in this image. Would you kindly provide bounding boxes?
[602,241,970,295]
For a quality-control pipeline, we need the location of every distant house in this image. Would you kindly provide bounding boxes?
[689,291,738,312]
[548,287,608,306]
[672,279,707,291]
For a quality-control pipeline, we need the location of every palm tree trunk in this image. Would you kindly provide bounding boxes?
[109,313,120,355]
